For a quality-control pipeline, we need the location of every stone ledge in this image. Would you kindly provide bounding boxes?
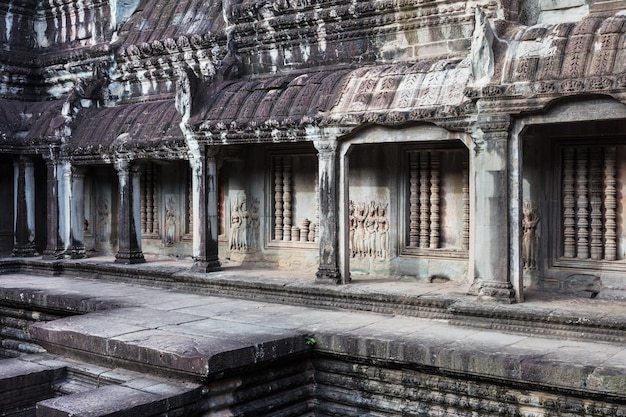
[313,332,626,400]
[29,313,310,380]
[0,357,66,414]
[36,383,203,417]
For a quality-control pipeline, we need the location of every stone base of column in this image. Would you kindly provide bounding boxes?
[316,266,341,284]
[13,244,38,258]
[71,246,86,259]
[190,258,221,273]
[42,247,67,260]
[115,250,145,264]
[470,279,516,304]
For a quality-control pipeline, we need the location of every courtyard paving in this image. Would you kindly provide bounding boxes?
[3,255,626,415]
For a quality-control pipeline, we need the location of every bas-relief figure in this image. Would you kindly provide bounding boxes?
[349,200,389,260]
[96,198,110,246]
[165,195,177,246]
[229,194,260,252]
[522,200,540,272]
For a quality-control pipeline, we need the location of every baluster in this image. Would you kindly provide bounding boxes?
[562,148,576,258]
[146,164,153,234]
[283,156,292,241]
[604,146,617,261]
[429,152,440,249]
[140,165,147,234]
[461,161,470,250]
[589,148,603,260]
[409,152,420,247]
[419,152,430,248]
[575,147,589,259]
[152,165,159,236]
[274,157,283,241]
[188,169,193,235]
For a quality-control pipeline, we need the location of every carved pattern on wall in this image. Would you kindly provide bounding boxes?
[562,146,619,261]
[408,151,440,249]
[523,200,540,272]
[349,200,389,260]
[140,163,160,238]
[229,194,260,252]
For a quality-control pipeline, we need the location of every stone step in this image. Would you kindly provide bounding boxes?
[36,381,203,417]
[0,357,66,416]
[28,307,310,380]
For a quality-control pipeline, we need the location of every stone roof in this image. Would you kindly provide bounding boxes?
[116,0,227,48]
[69,100,185,156]
[0,99,65,146]
[189,58,473,142]
[469,15,626,102]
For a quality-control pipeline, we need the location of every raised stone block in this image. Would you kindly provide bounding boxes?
[0,358,65,414]
[540,0,586,10]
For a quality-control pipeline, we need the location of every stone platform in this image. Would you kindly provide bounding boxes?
[3,256,626,415]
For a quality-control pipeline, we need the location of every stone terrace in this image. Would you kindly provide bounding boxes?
[1,258,626,415]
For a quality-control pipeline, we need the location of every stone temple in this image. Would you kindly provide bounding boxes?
[2,0,626,415]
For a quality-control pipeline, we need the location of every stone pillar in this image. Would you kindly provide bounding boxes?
[190,145,221,273]
[43,158,66,259]
[470,116,516,303]
[13,156,37,257]
[114,160,145,264]
[314,139,341,284]
[70,166,87,259]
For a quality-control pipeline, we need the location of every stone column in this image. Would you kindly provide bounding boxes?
[13,156,37,257]
[114,160,145,264]
[314,139,341,284]
[43,157,67,259]
[70,166,87,259]
[190,145,221,273]
[470,115,515,303]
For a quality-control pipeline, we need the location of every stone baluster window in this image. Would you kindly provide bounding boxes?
[140,163,160,238]
[407,151,441,249]
[270,153,318,245]
[404,147,468,255]
[561,145,619,261]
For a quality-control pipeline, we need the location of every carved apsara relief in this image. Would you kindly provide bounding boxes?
[522,200,540,272]
[349,200,389,260]
[229,194,260,252]
[165,195,177,246]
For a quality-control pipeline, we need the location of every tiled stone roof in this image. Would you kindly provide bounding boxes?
[69,100,185,155]
[189,59,473,142]
[116,0,227,47]
[0,99,64,145]
[470,15,626,100]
